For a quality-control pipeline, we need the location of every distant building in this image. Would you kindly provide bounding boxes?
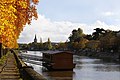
[40,37,42,43]
[28,34,39,50]
[34,34,37,43]
[20,35,60,51]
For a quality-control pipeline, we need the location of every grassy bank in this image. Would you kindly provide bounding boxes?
[0,53,8,66]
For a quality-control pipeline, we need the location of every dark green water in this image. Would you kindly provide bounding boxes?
[23,51,120,80]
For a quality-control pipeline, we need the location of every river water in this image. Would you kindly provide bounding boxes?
[22,51,120,80]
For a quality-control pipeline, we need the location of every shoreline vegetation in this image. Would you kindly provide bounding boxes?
[74,50,120,63]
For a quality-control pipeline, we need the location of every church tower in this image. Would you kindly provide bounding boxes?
[40,37,42,43]
[34,34,37,43]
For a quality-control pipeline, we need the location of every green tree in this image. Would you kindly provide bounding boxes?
[99,30,117,51]
[116,32,120,52]
[69,28,83,42]
[84,34,93,40]
[48,38,52,50]
[92,28,105,40]
[86,40,100,50]
[71,38,88,50]
[58,42,67,50]
[44,38,52,50]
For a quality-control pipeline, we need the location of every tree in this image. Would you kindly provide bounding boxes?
[92,28,105,40]
[47,38,52,50]
[116,31,120,52]
[58,42,67,50]
[76,38,88,50]
[69,28,83,42]
[71,38,88,50]
[86,40,100,50]
[69,29,78,42]
[84,34,93,40]
[0,0,39,48]
[99,30,117,51]
[78,28,83,36]
[44,38,52,50]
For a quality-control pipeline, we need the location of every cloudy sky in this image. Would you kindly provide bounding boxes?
[18,0,120,43]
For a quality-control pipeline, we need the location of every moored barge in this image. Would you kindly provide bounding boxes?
[42,51,76,70]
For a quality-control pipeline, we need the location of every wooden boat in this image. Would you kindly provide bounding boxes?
[42,51,76,70]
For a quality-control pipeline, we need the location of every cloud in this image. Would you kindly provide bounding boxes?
[102,11,115,17]
[18,14,120,43]
[91,20,120,31]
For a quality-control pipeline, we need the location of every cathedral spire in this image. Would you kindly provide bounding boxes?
[34,34,37,43]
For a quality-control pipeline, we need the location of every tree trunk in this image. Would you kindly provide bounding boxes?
[0,43,2,58]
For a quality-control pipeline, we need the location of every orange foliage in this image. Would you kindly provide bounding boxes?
[0,0,39,48]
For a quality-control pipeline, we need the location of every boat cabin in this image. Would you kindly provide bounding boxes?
[42,51,75,70]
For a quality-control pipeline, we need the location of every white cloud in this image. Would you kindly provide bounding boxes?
[91,20,120,31]
[18,14,120,43]
[102,11,115,17]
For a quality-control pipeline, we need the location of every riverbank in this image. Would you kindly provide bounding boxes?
[75,50,120,63]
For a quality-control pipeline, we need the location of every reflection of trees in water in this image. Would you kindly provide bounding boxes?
[75,64,82,69]
[74,55,120,72]
[94,64,120,72]
[34,51,37,54]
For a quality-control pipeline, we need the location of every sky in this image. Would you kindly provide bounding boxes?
[18,0,120,43]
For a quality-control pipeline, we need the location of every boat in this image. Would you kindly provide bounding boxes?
[42,51,76,70]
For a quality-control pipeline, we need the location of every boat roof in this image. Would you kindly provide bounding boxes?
[41,51,73,54]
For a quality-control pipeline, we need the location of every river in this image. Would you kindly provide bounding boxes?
[22,51,120,80]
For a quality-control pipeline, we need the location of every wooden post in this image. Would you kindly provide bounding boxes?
[0,43,2,58]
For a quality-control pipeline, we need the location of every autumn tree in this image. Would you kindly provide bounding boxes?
[0,0,39,48]
[57,42,67,50]
[72,38,88,50]
[99,30,117,51]
[86,40,100,50]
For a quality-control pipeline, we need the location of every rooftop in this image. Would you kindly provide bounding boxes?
[41,51,73,54]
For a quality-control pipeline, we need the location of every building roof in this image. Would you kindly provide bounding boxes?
[41,51,73,54]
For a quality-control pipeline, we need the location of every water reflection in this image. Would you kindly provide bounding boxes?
[22,51,42,56]
[74,55,120,72]
[94,64,120,72]
[23,51,120,80]
[25,63,74,80]
[43,71,74,80]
